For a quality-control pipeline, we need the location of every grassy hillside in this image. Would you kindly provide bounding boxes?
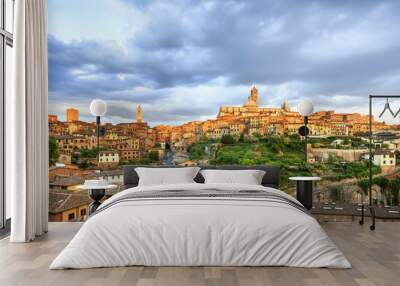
[188,135,378,188]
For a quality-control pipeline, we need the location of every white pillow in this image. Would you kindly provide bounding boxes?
[200,169,266,185]
[136,167,201,186]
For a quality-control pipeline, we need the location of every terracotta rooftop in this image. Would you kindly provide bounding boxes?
[99,150,119,154]
[93,169,123,176]
[49,176,84,186]
[49,189,91,214]
[53,135,76,140]
[373,150,394,155]
[49,188,120,214]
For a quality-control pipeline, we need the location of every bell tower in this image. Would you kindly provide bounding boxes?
[136,105,143,123]
[250,85,259,106]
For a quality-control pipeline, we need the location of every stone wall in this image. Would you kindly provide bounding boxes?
[308,147,368,162]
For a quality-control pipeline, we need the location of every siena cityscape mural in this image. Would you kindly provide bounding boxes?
[47,0,400,222]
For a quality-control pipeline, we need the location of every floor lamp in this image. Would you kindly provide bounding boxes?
[87,99,107,215]
[298,100,314,163]
[90,99,107,162]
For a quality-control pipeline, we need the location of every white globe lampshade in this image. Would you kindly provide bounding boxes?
[90,99,107,117]
[298,100,314,116]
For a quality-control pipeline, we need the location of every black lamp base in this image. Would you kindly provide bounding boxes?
[296,180,313,210]
[88,189,106,215]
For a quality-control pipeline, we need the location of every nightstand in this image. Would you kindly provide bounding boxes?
[289,177,321,210]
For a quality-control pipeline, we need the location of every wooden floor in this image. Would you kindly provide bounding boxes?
[0,222,399,286]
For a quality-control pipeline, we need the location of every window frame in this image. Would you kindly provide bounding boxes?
[0,0,14,232]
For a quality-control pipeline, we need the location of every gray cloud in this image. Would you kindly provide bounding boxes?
[48,0,400,124]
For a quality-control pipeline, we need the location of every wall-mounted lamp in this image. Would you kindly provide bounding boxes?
[90,99,107,162]
[298,100,314,163]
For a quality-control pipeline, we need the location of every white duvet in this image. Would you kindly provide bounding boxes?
[50,183,351,269]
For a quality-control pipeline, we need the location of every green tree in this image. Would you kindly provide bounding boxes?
[395,150,400,165]
[221,134,235,145]
[267,141,281,154]
[49,136,59,166]
[78,160,90,169]
[358,179,369,195]
[188,143,207,160]
[239,158,256,165]
[200,135,209,142]
[388,179,400,205]
[252,132,262,141]
[149,151,159,162]
[80,148,101,158]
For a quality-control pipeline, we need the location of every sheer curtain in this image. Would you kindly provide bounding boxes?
[8,0,48,242]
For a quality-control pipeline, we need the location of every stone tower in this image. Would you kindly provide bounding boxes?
[249,85,258,106]
[244,86,258,107]
[136,105,142,123]
[66,108,79,122]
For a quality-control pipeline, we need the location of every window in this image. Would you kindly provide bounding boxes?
[68,212,75,221]
[1,0,14,230]
[80,208,86,217]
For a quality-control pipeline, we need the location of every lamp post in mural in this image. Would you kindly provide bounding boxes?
[292,100,318,211]
[90,99,107,162]
[298,100,314,163]
[86,99,108,215]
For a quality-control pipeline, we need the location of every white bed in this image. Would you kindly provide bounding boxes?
[50,183,351,269]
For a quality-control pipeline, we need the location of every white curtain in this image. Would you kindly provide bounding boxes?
[8,0,49,242]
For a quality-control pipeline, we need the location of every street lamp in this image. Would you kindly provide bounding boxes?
[90,99,107,162]
[298,100,314,163]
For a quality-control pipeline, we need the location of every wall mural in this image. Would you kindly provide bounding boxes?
[47,0,400,222]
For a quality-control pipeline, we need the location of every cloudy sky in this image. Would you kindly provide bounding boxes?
[47,0,400,125]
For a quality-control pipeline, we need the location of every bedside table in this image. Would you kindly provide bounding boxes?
[79,180,117,215]
[289,177,321,210]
